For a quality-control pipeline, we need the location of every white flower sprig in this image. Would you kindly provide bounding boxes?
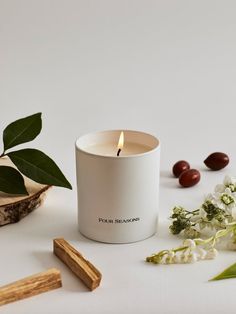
[146,225,236,264]
[146,176,236,265]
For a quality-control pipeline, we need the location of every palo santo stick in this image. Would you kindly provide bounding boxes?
[0,268,62,306]
[53,238,102,291]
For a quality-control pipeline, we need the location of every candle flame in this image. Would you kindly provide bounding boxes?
[117,131,124,149]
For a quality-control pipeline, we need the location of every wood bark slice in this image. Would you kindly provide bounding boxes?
[0,157,50,226]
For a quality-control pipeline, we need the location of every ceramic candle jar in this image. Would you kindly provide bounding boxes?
[75,130,160,243]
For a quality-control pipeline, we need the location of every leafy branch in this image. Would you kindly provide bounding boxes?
[0,113,72,195]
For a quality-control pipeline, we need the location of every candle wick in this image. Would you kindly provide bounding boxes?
[117,148,121,156]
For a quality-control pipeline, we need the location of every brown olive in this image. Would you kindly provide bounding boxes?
[204,152,229,170]
[179,169,200,187]
[172,160,190,178]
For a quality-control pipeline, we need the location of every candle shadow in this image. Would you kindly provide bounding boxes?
[159,180,179,190]
[32,251,89,293]
[160,169,188,189]
[160,170,174,178]
[198,166,220,173]
[16,204,93,244]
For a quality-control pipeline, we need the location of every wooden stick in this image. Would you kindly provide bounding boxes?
[53,238,102,291]
[0,268,62,306]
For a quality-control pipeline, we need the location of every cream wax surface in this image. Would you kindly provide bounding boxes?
[86,142,152,156]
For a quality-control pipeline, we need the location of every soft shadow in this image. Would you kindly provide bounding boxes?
[198,166,212,172]
[18,205,93,244]
[159,170,179,189]
[32,251,89,293]
[160,180,179,190]
[160,170,174,178]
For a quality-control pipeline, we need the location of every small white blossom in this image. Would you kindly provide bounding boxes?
[199,207,207,218]
[205,248,218,259]
[172,206,185,215]
[167,251,175,258]
[214,188,236,212]
[165,251,175,264]
[180,252,189,263]
[215,176,236,193]
[173,254,181,263]
[215,184,225,193]
[204,193,215,203]
[183,239,196,248]
[187,252,198,263]
[159,255,167,264]
[224,176,234,185]
[196,247,207,260]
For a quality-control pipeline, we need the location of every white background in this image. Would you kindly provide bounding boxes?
[1,0,236,313]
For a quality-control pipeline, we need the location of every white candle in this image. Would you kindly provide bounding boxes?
[75,130,160,243]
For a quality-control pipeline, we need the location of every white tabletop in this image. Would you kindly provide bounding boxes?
[1,1,236,313]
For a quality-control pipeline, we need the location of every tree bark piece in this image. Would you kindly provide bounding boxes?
[0,268,62,306]
[53,238,102,291]
[0,157,50,226]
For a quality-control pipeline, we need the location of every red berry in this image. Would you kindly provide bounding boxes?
[179,169,201,188]
[172,160,190,178]
[204,152,229,170]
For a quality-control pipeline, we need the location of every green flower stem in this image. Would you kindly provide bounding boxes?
[146,246,188,263]
[173,246,188,252]
[207,224,234,245]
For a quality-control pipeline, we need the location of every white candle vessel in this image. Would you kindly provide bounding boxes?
[75,130,160,243]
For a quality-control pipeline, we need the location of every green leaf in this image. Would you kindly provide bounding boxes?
[209,262,236,281]
[3,113,42,152]
[0,166,28,195]
[7,149,72,190]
